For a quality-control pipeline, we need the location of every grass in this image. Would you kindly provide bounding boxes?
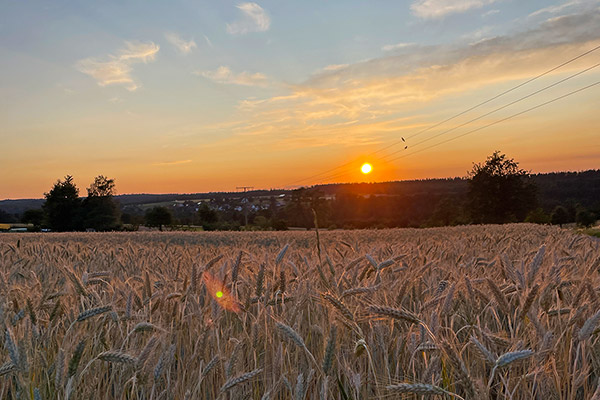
[581,227,600,238]
[0,224,599,399]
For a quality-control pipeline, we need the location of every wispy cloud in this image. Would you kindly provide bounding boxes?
[482,9,500,17]
[195,66,268,86]
[528,0,599,19]
[462,26,494,42]
[411,0,499,19]
[153,159,193,166]
[322,64,349,72]
[204,35,213,47]
[77,41,159,91]
[216,8,600,148]
[226,2,271,35]
[165,32,197,54]
[382,42,415,52]
[118,41,159,62]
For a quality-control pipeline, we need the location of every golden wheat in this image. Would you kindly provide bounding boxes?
[0,224,598,398]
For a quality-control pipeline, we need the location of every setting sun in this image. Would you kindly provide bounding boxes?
[361,163,372,174]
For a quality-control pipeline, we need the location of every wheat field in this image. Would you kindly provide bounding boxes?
[0,224,599,399]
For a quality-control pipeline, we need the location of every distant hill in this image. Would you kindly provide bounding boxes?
[1,169,598,217]
[0,198,45,215]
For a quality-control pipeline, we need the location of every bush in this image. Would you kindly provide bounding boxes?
[272,219,288,231]
[525,208,550,224]
[576,208,596,228]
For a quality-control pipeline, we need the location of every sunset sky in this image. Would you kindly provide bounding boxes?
[1,0,599,199]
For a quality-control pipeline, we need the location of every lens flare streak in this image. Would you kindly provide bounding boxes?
[203,272,240,313]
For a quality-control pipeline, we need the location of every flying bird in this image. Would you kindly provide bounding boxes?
[401,137,405,142]
[404,146,408,149]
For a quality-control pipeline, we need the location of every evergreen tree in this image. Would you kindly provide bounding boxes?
[42,175,82,231]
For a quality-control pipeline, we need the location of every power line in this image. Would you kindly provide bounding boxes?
[320,61,600,183]
[317,80,599,184]
[304,61,600,184]
[282,43,600,187]
[387,80,600,162]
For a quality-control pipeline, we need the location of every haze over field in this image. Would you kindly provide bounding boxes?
[1,0,599,199]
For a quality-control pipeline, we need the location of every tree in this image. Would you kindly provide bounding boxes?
[0,209,17,223]
[467,151,537,224]
[272,219,288,231]
[576,208,596,228]
[87,175,116,197]
[121,212,144,226]
[145,206,172,231]
[43,175,82,231]
[197,203,218,230]
[253,215,269,229]
[21,209,44,227]
[426,196,467,227]
[282,188,329,228]
[551,206,569,228]
[525,208,550,224]
[82,176,121,231]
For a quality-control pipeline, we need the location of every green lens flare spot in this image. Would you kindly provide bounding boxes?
[216,291,223,298]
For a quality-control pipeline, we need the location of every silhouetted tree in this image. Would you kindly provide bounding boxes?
[82,176,121,231]
[0,209,17,223]
[21,209,44,227]
[282,188,331,228]
[198,203,218,230]
[282,188,313,228]
[467,151,537,224]
[121,213,144,226]
[43,175,82,231]
[145,206,172,231]
[551,206,569,228]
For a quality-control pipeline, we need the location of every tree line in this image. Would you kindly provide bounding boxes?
[7,151,599,232]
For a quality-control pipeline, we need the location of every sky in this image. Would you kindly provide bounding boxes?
[1,0,599,199]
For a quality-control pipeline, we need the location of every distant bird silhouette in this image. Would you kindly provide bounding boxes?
[401,137,405,142]
[404,146,408,149]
